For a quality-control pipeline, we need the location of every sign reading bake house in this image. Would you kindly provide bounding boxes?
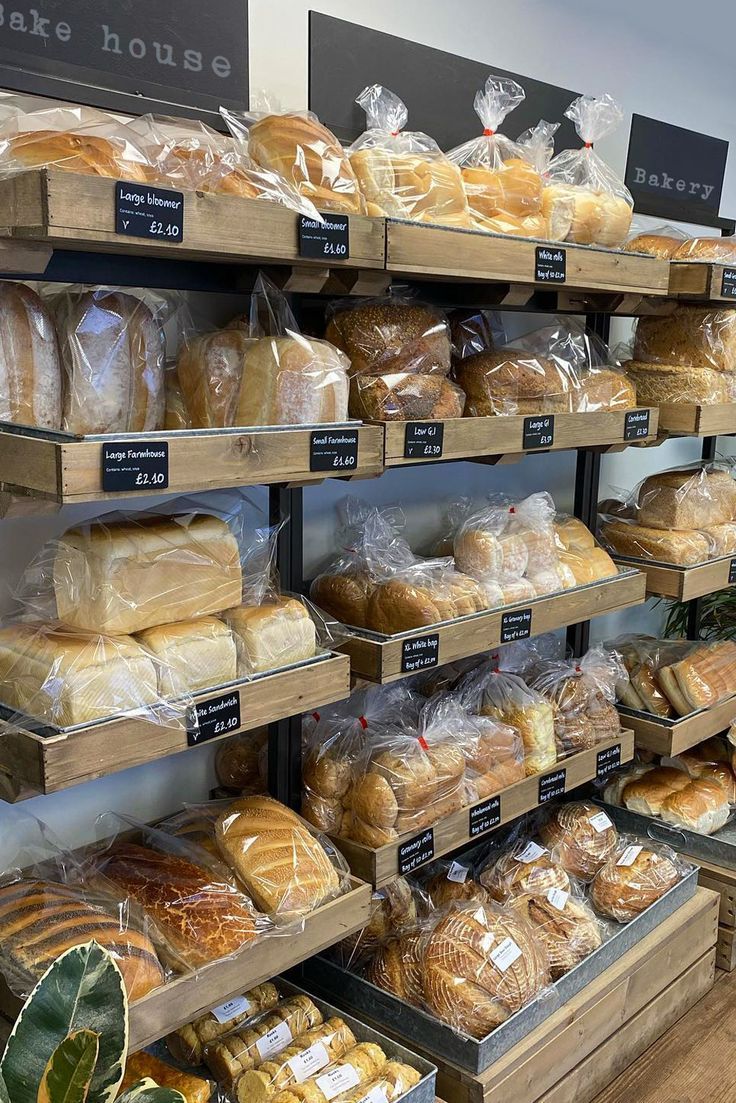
[0,0,248,123]
[625,114,728,223]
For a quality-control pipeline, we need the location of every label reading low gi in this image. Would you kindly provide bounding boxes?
[500,608,532,643]
[596,743,622,780]
[404,421,444,459]
[722,268,736,298]
[624,409,651,441]
[538,768,566,803]
[115,181,183,241]
[401,633,439,673]
[309,429,359,472]
[729,558,736,585]
[101,441,169,492]
[187,691,241,747]
[299,214,350,259]
[469,794,501,838]
[535,245,566,283]
[523,415,554,450]
[398,828,434,875]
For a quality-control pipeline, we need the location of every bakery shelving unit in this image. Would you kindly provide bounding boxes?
[668,259,736,303]
[611,553,736,602]
[657,402,736,439]
[616,694,736,756]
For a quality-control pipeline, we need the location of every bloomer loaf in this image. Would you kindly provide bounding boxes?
[623,233,684,259]
[222,597,316,674]
[166,982,280,1065]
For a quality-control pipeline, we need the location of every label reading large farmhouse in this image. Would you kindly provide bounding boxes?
[523,415,554,450]
[535,246,566,283]
[401,633,440,673]
[309,430,358,472]
[624,409,650,441]
[722,269,736,299]
[469,795,501,838]
[299,214,350,259]
[398,828,434,874]
[500,608,532,643]
[115,182,183,241]
[101,441,169,492]
[187,691,241,746]
[404,421,444,459]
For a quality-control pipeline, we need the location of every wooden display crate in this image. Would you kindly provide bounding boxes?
[617,693,736,756]
[342,570,646,684]
[332,732,634,886]
[380,408,658,467]
[656,402,736,437]
[0,653,350,798]
[612,552,736,601]
[669,260,736,302]
[0,423,385,503]
[693,858,736,972]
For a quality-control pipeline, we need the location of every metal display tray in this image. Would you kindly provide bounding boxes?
[298,867,698,1075]
[597,799,736,869]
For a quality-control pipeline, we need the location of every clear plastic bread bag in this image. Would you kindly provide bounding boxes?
[215,730,269,795]
[447,75,544,237]
[363,914,432,1008]
[604,634,695,717]
[632,306,736,374]
[478,832,571,902]
[164,980,282,1067]
[420,857,491,910]
[590,836,691,922]
[623,220,689,258]
[463,710,526,800]
[449,306,506,360]
[508,872,604,979]
[530,646,625,755]
[334,877,422,968]
[366,557,491,634]
[628,459,736,534]
[538,801,619,881]
[349,371,466,421]
[544,94,633,247]
[669,235,736,262]
[221,96,364,214]
[347,84,471,226]
[301,710,368,836]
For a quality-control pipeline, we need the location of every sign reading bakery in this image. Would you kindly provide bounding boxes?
[0,0,248,122]
[625,113,728,223]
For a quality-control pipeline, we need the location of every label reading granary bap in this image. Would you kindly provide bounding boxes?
[535,245,566,283]
[401,633,439,672]
[101,441,169,492]
[398,828,434,875]
[624,409,650,441]
[187,692,241,746]
[299,214,350,259]
[210,994,252,1024]
[309,429,359,472]
[500,608,532,643]
[523,415,554,450]
[115,181,183,241]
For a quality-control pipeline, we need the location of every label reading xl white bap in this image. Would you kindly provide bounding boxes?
[546,887,570,911]
[490,936,523,972]
[316,1064,361,1100]
[447,861,469,883]
[210,994,252,1024]
[517,841,546,864]
[255,1020,293,1060]
[287,1042,330,1083]
[617,844,643,867]
[588,811,613,833]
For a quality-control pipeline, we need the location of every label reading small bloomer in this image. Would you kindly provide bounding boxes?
[210,994,252,1024]
[588,811,613,833]
[316,1063,361,1100]
[287,1041,331,1083]
[490,936,523,972]
[255,1021,293,1060]
[546,887,569,911]
[617,844,643,867]
[447,861,469,883]
[516,841,546,864]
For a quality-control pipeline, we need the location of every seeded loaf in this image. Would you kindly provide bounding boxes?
[634,306,736,373]
[325,302,451,377]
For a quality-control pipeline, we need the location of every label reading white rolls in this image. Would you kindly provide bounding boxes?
[316,1064,361,1100]
[588,811,613,833]
[287,1042,330,1083]
[517,841,546,864]
[358,1088,389,1103]
[617,844,643,867]
[490,936,523,972]
[255,1021,293,1060]
[210,995,252,1024]
[546,887,569,911]
[447,861,469,883]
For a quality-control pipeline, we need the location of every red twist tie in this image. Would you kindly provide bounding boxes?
[509,506,516,514]
[575,666,582,674]
[483,128,495,136]
[390,130,400,137]
[359,715,368,729]
[312,711,321,721]
[584,141,593,149]
[418,735,429,750]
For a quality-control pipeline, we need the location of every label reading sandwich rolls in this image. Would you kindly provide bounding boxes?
[255,1020,293,1060]
[617,844,643,867]
[316,1063,361,1100]
[210,994,252,1024]
[287,1041,331,1083]
[490,936,523,972]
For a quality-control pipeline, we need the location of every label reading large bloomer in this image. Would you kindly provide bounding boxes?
[316,1063,361,1100]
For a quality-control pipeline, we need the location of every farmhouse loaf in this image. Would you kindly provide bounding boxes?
[166,982,280,1065]
[177,330,255,427]
[366,931,424,1007]
[235,337,349,426]
[136,617,237,696]
[0,282,61,430]
[221,598,316,674]
[635,467,736,530]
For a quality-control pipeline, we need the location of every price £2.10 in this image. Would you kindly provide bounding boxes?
[135,471,167,486]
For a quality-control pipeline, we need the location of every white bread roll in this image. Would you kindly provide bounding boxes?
[541,186,631,247]
[0,282,62,430]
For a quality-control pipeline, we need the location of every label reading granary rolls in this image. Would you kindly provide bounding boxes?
[535,245,566,283]
[102,441,169,492]
[299,214,350,260]
[398,828,434,875]
[210,994,252,1024]
[624,409,650,441]
[522,415,554,451]
[490,936,523,972]
[187,691,241,747]
[596,744,621,781]
[287,1041,331,1083]
[255,1021,293,1060]
[310,429,359,472]
[404,422,444,459]
[316,1063,361,1101]
[401,633,440,673]
[500,608,532,643]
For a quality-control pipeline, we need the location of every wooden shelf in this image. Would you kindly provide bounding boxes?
[0,653,350,799]
[657,403,736,437]
[618,694,736,756]
[669,261,736,302]
[0,423,385,503]
[612,554,735,601]
[342,570,646,684]
[332,732,634,886]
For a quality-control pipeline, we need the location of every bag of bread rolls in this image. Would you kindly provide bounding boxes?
[510,882,602,979]
[447,75,545,238]
[216,729,269,795]
[302,710,366,837]
[530,646,625,755]
[463,712,526,800]
[590,838,688,921]
[544,93,633,247]
[348,84,471,226]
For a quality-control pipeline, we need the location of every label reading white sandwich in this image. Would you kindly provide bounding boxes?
[517,841,546,864]
[316,1063,361,1100]
[210,995,252,1024]
[617,844,643,867]
[546,887,570,911]
[490,936,523,972]
[255,1021,293,1060]
[588,811,613,834]
[287,1041,331,1083]
[358,1088,389,1103]
[447,861,469,883]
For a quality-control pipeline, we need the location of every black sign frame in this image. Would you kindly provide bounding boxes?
[401,633,440,673]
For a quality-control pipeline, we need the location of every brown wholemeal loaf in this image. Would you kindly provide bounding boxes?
[177,331,255,428]
[235,1018,356,1103]
[325,302,451,377]
[121,1052,211,1103]
[636,467,736,530]
[622,361,735,406]
[623,233,684,258]
[349,373,464,421]
[0,282,62,430]
[634,306,736,373]
[599,519,711,566]
[235,337,349,426]
[454,347,574,416]
[166,982,280,1065]
[0,878,164,1000]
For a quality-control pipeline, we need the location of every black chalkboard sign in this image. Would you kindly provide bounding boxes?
[625,114,729,225]
[0,0,248,124]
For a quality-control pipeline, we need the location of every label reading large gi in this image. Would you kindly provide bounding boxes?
[722,268,736,298]
[404,422,444,459]
[535,246,566,282]
[299,214,350,259]
[596,743,622,780]
[401,633,439,673]
[729,558,736,584]
[624,409,651,441]
[523,415,554,450]
[115,181,183,241]
[469,794,501,838]
[309,429,358,472]
[101,441,169,492]
[187,691,241,747]
[500,608,532,643]
[398,828,434,875]
[538,768,566,803]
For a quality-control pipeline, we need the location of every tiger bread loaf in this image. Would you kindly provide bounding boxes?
[599,518,711,566]
[0,281,62,430]
[203,995,322,1091]
[121,1052,211,1103]
[136,617,238,696]
[215,795,342,914]
[53,513,243,635]
[233,336,349,426]
[176,329,255,427]
[221,597,316,673]
[235,1017,357,1103]
[635,467,736,530]
[0,622,159,726]
[324,302,452,377]
[166,981,280,1065]
[270,1043,387,1103]
[0,878,164,1000]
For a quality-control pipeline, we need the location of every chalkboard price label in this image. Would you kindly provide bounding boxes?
[115,182,183,241]
[401,633,440,673]
[500,608,532,644]
[309,430,358,472]
[535,246,566,283]
[624,410,650,441]
[404,422,444,459]
[299,215,350,259]
[596,744,622,781]
[101,441,169,492]
[539,769,566,803]
[523,415,554,450]
[729,558,736,584]
[187,691,241,747]
[722,269,736,298]
[469,795,502,838]
[398,828,434,875]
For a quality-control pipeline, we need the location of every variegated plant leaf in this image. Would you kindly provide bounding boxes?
[116,1080,185,1103]
[38,1029,99,1103]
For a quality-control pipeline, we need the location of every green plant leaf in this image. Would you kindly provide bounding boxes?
[38,1030,99,1103]
[116,1080,185,1103]
[0,1069,11,1103]
[1,941,127,1103]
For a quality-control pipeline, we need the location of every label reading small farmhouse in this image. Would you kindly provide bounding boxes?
[624,409,650,441]
[115,182,183,241]
[309,430,359,472]
[539,768,566,803]
[398,828,434,875]
[596,744,622,780]
[101,441,169,492]
[404,421,444,459]
[299,214,350,259]
[523,415,554,450]
[469,795,501,838]
[500,608,532,643]
[722,269,736,298]
[401,633,439,673]
[535,246,566,283]
[729,558,736,585]
[187,691,241,746]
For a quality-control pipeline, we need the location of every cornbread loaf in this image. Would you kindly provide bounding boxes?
[634,306,736,373]
[221,598,316,674]
[539,803,618,881]
[234,337,349,425]
[622,361,735,405]
[135,617,238,696]
[235,1017,356,1103]
[325,302,451,377]
[166,982,280,1064]
[348,373,465,421]
[177,330,255,427]
[121,1052,211,1103]
[636,468,736,530]
[591,845,681,921]
[0,282,62,430]
[599,519,711,566]
[511,892,602,979]
[624,233,684,258]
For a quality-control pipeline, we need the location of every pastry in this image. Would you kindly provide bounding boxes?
[235,337,349,426]
[539,802,618,881]
[222,598,316,674]
[269,1043,387,1103]
[0,281,62,430]
[136,617,238,696]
